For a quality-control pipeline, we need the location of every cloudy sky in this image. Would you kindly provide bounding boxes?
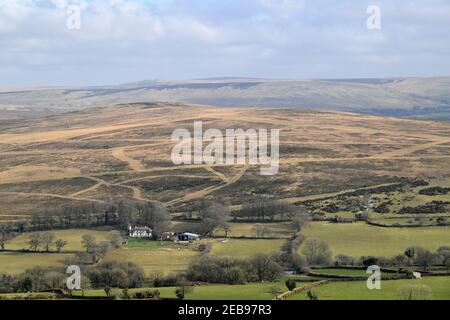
[1,0,450,85]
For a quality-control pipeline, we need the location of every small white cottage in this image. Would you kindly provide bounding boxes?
[129,226,153,238]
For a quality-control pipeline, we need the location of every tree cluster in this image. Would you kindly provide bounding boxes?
[185,254,282,284]
[231,199,298,222]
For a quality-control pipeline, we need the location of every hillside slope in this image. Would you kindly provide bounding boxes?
[1,102,450,217]
[1,77,449,120]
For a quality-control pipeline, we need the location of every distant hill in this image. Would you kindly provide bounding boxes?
[1,77,449,120]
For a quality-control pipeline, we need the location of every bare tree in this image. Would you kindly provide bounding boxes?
[0,225,15,251]
[41,232,56,252]
[135,201,170,237]
[302,238,332,266]
[197,201,230,236]
[437,246,450,269]
[80,276,91,297]
[55,239,68,253]
[223,224,232,238]
[0,234,10,251]
[249,254,282,282]
[292,210,310,233]
[28,233,43,252]
[81,234,97,253]
[106,231,123,248]
[415,248,437,271]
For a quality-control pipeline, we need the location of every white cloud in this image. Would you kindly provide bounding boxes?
[0,0,449,85]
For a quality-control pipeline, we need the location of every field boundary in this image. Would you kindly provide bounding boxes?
[366,220,450,228]
[275,280,328,300]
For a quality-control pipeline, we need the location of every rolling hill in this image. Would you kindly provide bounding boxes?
[1,102,450,217]
[1,77,450,120]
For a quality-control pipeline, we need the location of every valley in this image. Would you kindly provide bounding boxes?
[1,102,450,300]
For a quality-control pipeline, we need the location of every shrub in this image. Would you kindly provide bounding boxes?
[302,238,332,266]
[86,261,145,289]
[269,286,282,298]
[198,243,212,254]
[153,273,180,287]
[285,279,297,291]
[144,290,160,299]
[134,292,144,299]
[121,288,130,300]
[335,254,354,266]
[175,287,185,300]
[361,256,379,267]
[419,187,450,196]
[307,290,319,300]
[397,285,432,300]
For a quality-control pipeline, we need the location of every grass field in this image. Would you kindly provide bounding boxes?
[104,246,199,276]
[0,292,58,300]
[289,277,450,300]
[214,222,295,238]
[72,287,176,299]
[75,279,292,300]
[124,239,163,250]
[210,239,287,258]
[0,252,73,275]
[5,229,113,251]
[301,222,450,257]
[185,281,291,300]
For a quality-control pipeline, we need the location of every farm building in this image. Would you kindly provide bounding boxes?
[129,226,153,238]
[174,232,201,242]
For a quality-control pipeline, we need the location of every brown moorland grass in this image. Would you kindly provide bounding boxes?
[1,103,450,213]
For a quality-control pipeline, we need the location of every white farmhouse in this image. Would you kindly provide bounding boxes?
[129,226,153,238]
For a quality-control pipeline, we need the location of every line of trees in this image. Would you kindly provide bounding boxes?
[398,201,449,214]
[0,267,67,294]
[196,201,230,236]
[28,202,120,231]
[230,199,299,222]
[66,231,124,264]
[419,186,450,196]
[6,199,170,235]
[27,232,67,252]
[185,254,282,284]
[0,259,145,295]
[0,225,17,251]
[333,246,450,272]
[85,261,145,291]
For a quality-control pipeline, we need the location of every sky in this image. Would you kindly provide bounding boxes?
[0,0,450,86]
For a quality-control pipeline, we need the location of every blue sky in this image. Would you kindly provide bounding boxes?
[0,0,449,85]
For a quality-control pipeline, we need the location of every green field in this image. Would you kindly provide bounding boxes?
[214,222,295,239]
[76,279,292,300]
[0,292,58,300]
[289,277,450,300]
[72,287,177,299]
[186,281,291,300]
[302,222,450,257]
[124,239,163,250]
[104,246,199,276]
[5,228,113,251]
[210,239,287,258]
[0,252,73,275]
